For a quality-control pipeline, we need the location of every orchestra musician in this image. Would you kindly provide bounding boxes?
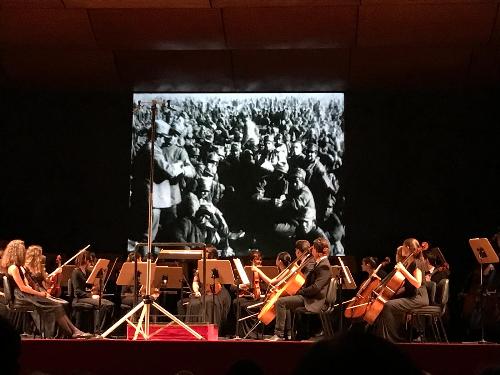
[236,250,292,338]
[71,250,114,333]
[361,257,388,280]
[268,237,331,341]
[1,240,91,338]
[423,249,450,284]
[24,245,67,337]
[372,238,429,342]
[181,245,231,328]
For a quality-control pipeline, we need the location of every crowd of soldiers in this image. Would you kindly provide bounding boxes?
[129,95,345,257]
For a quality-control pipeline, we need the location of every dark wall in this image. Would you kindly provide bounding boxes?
[344,91,500,280]
[0,90,499,277]
[0,91,132,253]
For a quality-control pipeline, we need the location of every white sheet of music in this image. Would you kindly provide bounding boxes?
[233,258,250,285]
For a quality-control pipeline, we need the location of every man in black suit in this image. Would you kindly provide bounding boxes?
[268,237,332,341]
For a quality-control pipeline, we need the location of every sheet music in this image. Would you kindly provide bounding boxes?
[233,258,250,285]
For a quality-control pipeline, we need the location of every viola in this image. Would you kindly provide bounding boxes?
[252,260,261,300]
[47,255,63,298]
[363,242,426,325]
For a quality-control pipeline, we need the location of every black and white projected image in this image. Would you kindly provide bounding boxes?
[129,93,345,258]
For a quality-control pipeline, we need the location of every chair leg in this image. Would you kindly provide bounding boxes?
[431,316,441,342]
[438,316,449,343]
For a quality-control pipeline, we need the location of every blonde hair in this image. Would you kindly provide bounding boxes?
[0,240,26,269]
[25,245,45,275]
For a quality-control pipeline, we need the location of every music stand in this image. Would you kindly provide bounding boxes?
[334,257,356,332]
[198,260,235,324]
[469,238,499,343]
[153,266,183,289]
[116,262,157,287]
[86,259,110,285]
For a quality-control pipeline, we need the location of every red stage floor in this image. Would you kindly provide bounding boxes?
[19,339,500,375]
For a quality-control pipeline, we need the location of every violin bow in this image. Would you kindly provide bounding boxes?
[47,244,90,278]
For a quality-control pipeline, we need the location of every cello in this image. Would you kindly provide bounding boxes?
[344,257,390,319]
[257,249,312,325]
[363,241,428,325]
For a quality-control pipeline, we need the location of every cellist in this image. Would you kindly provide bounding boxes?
[372,238,429,342]
[267,237,331,341]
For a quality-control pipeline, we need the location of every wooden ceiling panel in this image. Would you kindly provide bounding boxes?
[63,0,210,8]
[213,0,359,6]
[223,6,357,49]
[351,47,471,89]
[114,50,234,91]
[468,48,500,86]
[88,9,225,50]
[0,9,97,48]
[1,50,119,89]
[232,49,349,91]
[358,4,497,47]
[1,0,64,8]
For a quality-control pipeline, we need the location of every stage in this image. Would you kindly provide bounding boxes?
[19,339,500,375]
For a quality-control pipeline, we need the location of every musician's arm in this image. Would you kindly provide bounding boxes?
[252,266,272,285]
[395,263,422,288]
[298,265,331,298]
[8,265,46,297]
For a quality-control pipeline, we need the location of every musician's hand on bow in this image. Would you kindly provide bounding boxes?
[194,291,201,297]
[54,267,63,275]
[251,265,259,273]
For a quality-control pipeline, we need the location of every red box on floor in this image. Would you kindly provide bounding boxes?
[126,323,218,341]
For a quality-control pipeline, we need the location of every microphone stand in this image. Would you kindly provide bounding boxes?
[99,101,202,340]
[210,268,219,324]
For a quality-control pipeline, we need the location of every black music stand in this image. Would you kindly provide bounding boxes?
[332,257,356,332]
[153,266,183,290]
[469,238,499,343]
[198,260,235,324]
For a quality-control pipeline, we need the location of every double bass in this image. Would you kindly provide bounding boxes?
[363,242,427,325]
[257,249,312,325]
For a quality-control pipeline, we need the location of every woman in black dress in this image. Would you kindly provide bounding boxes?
[372,238,429,342]
[1,239,90,338]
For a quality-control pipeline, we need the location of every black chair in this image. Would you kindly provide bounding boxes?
[68,278,95,332]
[291,277,338,340]
[2,275,43,338]
[407,279,449,342]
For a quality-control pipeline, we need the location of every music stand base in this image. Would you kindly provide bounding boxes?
[99,298,204,340]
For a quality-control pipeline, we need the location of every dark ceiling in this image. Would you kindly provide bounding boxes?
[1,0,499,91]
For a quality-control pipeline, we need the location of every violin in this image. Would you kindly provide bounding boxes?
[47,255,62,298]
[252,260,261,300]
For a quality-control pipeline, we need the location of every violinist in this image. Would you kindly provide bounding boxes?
[1,240,91,338]
[71,250,114,333]
[372,238,429,343]
[268,237,331,341]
